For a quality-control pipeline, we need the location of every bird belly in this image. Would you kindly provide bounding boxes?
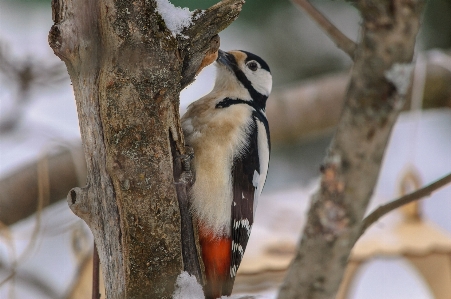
[186,104,253,236]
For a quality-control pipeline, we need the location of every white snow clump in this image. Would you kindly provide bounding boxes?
[172,271,205,299]
[155,0,195,37]
[384,62,414,96]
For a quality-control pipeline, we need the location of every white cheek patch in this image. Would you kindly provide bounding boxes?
[243,68,272,96]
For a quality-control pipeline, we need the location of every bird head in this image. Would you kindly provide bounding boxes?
[214,50,272,106]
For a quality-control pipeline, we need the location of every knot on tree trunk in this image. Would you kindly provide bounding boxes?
[67,186,91,224]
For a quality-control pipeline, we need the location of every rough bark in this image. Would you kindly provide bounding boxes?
[278,1,425,298]
[48,0,243,297]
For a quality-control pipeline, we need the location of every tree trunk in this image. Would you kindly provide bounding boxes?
[48,0,243,297]
[278,0,425,298]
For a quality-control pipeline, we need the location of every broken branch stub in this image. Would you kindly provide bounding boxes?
[179,0,245,88]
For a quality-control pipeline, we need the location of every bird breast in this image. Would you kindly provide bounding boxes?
[182,100,254,236]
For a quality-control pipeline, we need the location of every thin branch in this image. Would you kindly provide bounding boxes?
[92,243,100,299]
[360,172,451,235]
[291,0,357,59]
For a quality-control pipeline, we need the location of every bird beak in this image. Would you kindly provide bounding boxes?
[216,49,234,72]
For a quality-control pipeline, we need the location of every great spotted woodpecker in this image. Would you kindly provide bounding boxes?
[181,50,272,299]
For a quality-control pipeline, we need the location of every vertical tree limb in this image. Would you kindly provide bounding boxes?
[278,1,425,298]
[49,0,243,297]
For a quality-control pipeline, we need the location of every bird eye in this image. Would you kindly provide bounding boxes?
[247,61,258,71]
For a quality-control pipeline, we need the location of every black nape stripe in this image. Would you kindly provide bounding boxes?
[216,97,265,117]
[216,98,248,109]
[215,97,270,151]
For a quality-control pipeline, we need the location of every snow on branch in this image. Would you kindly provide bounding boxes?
[155,0,203,38]
[384,63,415,96]
[175,0,245,88]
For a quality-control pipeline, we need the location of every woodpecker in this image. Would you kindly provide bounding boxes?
[181,50,272,299]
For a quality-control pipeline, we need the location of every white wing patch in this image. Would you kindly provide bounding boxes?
[252,170,259,188]
[254,120,269,215]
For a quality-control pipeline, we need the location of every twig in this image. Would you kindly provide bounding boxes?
[92,243,100,299]
[360,172,451,235]
[291,0,357,59]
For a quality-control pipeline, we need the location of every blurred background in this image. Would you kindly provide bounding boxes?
[0,0,451,298]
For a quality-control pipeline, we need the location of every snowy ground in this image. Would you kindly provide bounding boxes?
[1,1,451,298]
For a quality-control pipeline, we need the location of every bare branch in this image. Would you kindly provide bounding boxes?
[0,146,85,226]
[291,0,357,58]
[360,172,451,235]
[92,243,100,299]
[0,40,68,132]
[278,1,425,298]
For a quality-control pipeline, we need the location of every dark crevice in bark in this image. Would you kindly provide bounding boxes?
[169,130,202,285]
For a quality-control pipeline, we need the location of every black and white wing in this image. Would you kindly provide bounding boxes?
[229,112,270,281]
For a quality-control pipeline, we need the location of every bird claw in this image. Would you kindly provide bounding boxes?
[179,172,193,184]
[175,146,195,185]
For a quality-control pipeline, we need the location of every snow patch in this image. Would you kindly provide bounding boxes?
[172,272,204,299]
[155,0,197,37]
[384,62,414,96]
